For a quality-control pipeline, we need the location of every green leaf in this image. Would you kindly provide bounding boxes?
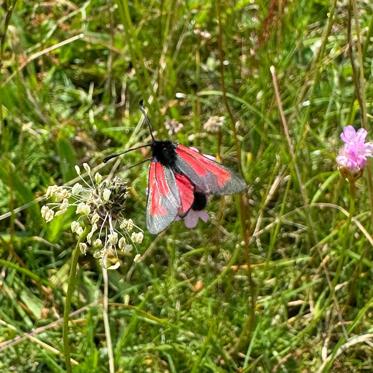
[0,159,41,228]
[20,288,44,319]
[57,137,77,183]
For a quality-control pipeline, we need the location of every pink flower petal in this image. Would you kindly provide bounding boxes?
[336,154,348,168]
[182,209,209,229]
[198,210,209,222]
[337,127,373,174]
[184,210,199,228]
[365,142,373,157]
[340,126,356,143]
[356,128,368,143]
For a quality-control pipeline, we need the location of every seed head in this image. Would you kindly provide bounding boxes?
[41,164,144,269]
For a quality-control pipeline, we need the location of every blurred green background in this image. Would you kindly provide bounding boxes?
[0,0,372,371]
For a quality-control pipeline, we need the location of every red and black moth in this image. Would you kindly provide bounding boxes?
[105,105,247,234]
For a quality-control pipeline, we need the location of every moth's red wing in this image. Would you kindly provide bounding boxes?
[175,144,246,195]
[146,161,180,234]
[175,173,194,216]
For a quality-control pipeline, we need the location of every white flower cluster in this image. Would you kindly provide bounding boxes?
[203,116,225,133]
[41,163,144,268]
[194,28,212,40]
[164,118,184,136]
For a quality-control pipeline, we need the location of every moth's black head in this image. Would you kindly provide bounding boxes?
[191,192,207,211]
[152,140,177,167]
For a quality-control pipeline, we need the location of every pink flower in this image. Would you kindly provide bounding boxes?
[182,209,209,228]
[336,126,373,174]
[176,191,209,229]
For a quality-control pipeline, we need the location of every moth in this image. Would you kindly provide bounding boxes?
[105,105,246,234]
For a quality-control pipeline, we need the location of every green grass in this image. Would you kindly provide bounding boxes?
[0,0,372,371]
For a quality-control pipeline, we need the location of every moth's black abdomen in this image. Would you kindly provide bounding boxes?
[191,192,207,211]
[152,140,177,167]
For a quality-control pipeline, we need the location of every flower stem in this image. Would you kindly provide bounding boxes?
[63,241,81,373]
[102,265,115,373]
[347,182,356,231]
[333,181,356,298]
[349,0,373,229]
[343,182,356,269]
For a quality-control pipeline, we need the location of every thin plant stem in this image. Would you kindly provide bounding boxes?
[102,265,115,373]
[292,0,337,112]
[344,181,360,304]
[216,0,255,354]
[328,182,356,340]
[63,241,81,373]
[270,65,317,246]
[349,0,373,229]
[1,0,18,165]
[337,181,356,280]
[0,0,18,64]
[347,182,356,235]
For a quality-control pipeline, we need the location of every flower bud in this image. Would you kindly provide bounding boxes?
[75,226,84,237]
[55,201,68,216]
[108,232,118,245]
[83,163,91,174]
[94,172,103,184]
[118,237,126,250]
[102,188,111,202]
[93,238,103,248]
[131,232,144,244]
[71,221,81,234]
[72,183,84,195]
[46,185,58,198]
[120,218,134,232]
[76,202,91,215]
[87,223,98,244]
[41,205,55,222]
[93,249,103,259]
[90,212,100,224]
[133,254,142,263]
[79,243,88,255]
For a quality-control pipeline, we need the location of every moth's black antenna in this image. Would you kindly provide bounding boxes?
[103,143,151,163]
[139,101,155,142]
[126,157,152,170]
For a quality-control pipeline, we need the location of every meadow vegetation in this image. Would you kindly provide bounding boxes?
[0,0,372,371]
